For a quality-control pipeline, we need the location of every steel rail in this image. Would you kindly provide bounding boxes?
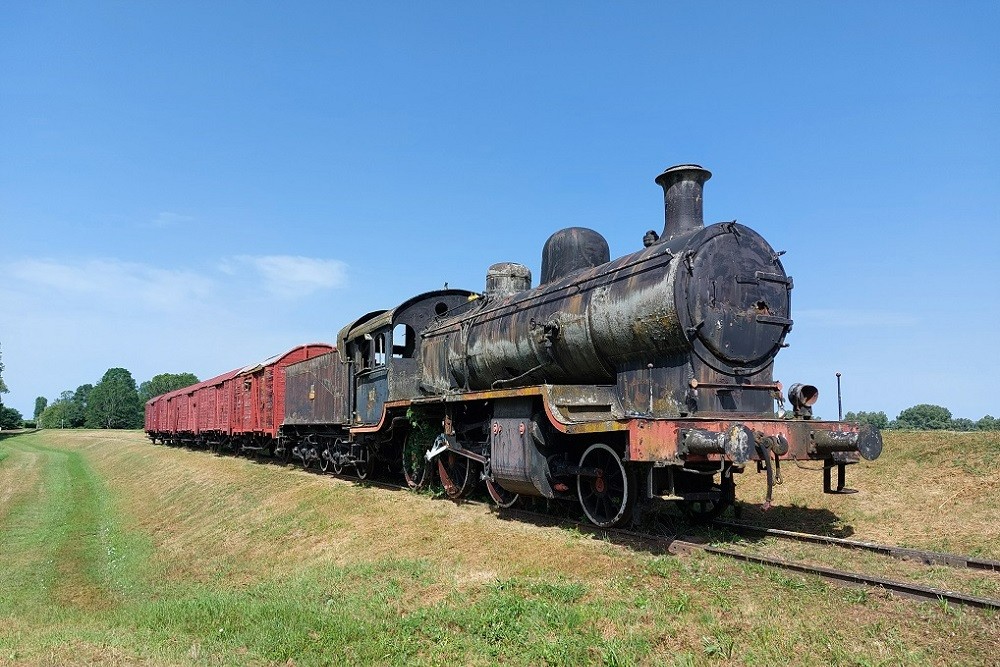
[713,520,1000,572]
[498,509,1000,611]
[671,541,1000,610]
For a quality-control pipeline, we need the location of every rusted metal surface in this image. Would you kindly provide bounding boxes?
[489,397,554,498]
[654,164,711,241]
[145,345,330,443]
[284,350,351,426]
[144,161,883,523]
[340,290,477,423]
[539,227,610,285]
[626,417,880,464]
[486,262,532,297]
[713,521,1000,572]
[231,344,333,437]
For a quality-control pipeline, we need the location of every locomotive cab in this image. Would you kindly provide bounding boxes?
[339,290,477,426]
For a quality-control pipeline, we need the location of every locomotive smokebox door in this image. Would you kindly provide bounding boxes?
[678,224,793,376]
[489,398,555,498]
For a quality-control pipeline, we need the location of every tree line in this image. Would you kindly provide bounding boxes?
[31,370,198,430]
[845,405,999,431]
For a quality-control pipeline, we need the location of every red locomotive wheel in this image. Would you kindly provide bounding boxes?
[437,452,474,499]
[577,443,634,528]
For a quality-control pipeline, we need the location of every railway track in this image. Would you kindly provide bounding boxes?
[712,520,1000,572]
[495,508,1000,611]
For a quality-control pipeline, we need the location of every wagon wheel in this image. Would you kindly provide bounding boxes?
[318,445,331,474]
[577,443,634,528]
[298,444,313,469]
[331,439,345,475]
[354,445,372,480]
[402,431,434,490]
[437,450,474,499]
[680,477,733,524]
[680,495,730,523]
[485,477,519,509]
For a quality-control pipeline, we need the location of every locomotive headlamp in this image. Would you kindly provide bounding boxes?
[788,383,819,419]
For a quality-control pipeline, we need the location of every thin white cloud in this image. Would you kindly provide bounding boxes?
[8,258,215,313]
[794,308,918,328]
[222,255,348,298]
[0,254,351,417]
[146,211,194,228]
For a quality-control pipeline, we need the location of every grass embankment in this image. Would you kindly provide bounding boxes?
[0,429,997,666]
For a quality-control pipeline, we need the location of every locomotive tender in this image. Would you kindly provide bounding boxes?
[146,164,882,527]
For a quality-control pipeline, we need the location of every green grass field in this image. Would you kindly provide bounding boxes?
[0,429,997,666]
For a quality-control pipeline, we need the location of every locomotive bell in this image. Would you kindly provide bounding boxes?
[654,164,712,241]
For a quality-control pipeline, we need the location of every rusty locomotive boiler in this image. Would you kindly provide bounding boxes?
[146,162,882,529]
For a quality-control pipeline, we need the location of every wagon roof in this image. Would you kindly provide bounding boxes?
[236,342,334,376]
[145,368,242,406]
[145,343,335,406]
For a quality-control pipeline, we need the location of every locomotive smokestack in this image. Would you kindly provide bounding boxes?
[654,164,712,241]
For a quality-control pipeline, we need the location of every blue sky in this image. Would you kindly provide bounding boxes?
[1,2,997,422]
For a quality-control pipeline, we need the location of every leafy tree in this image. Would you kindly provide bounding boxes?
[85,368,143,429]
[139,372,199,404]
[0,406,22,429]
[977,415,1000,431]
[0,343,8,401]
[843,410,889,429]
[39,400,77,429]
[36,386,92,428]
[894,404,953,430]
[951,417,978,432]
[71,384,93,426]
[33,396,48,419]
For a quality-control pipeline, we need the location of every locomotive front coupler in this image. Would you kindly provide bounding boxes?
[677,424,754,465]
[810,427,883,461]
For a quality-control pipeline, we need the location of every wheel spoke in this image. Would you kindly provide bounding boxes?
[577,443,633,528]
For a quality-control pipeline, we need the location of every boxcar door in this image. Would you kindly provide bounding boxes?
[262,368,274,433]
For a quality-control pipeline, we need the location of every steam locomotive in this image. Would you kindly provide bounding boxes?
[146,164,882,527]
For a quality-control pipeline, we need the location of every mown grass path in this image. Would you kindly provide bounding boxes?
[0,429,998,666]
[1,440,117,613]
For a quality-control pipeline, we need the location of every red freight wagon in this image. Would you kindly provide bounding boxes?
[192,369,241,439]
[228,344,333,451]
[145,343,333,453]
[146,369,239,447]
